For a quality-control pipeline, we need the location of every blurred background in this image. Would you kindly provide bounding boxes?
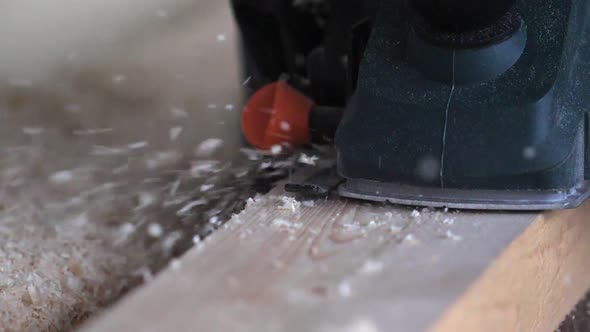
[0,1,256,330]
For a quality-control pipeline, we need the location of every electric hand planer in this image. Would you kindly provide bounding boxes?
[232,0,590,210]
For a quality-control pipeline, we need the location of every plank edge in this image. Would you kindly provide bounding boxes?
[431,203,590,332]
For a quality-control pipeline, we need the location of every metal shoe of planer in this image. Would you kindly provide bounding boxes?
[232,0,590,210]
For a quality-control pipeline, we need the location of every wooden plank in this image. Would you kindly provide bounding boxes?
[434,204,590,332]
[82,187,590,332]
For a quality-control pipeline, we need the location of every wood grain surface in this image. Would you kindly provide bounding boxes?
[81,176,590,332]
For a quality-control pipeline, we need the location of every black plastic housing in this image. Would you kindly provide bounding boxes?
[232,0,590,209]
[337,0,590,193]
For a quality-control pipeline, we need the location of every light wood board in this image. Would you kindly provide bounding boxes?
[82,187,590,332]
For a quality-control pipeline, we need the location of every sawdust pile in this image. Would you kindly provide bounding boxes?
[0,135,289,330]
[0,149,282,330]
[0,78,295,330]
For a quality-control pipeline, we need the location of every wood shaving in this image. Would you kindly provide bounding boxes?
[50,170,74,184]
[22,127,44,135]
[343,318,379,332]
[442,218,455,225]
[337,280,352,298]
[359,260,384,276]
[270,144,283,155]
[127,141,149,150]
[298,153,319,166]
[177,199,208,216]
[195,138,224,157]
[147,223,163,238]
[279,196,301,214]
[389,225,402,233]
[445,230,462,242]
[404,233,418,245]
[272,218,302,230]
[135,192,157,210]
[200,184,214,192]
[170,107,188,119]
[168,126,184,141]
[73,128,114,136]
[302,200,315,208]
[169,259,182,271]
